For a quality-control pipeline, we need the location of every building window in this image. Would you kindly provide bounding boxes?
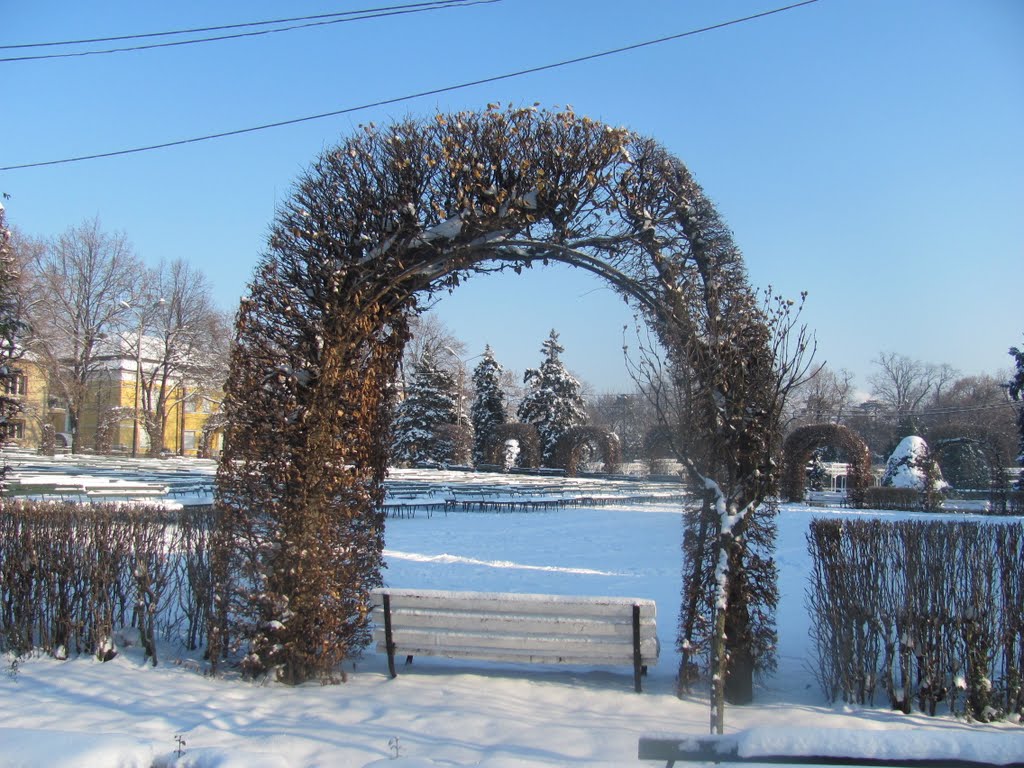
[3,421,25,439]
[3,373,27,397]
[186,395,212,415]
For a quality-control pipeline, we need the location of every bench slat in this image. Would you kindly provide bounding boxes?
[380,608,655,639]
[376,588,656,619]
[378,643,657,667]
[373,628,659,660]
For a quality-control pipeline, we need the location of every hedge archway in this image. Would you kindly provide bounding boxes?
[482,423,542,469]
[213,106,786,698]
[552,425,621,476]
[782,424,871,506]
[928,423,1013,512]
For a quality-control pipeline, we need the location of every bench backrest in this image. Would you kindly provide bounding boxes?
[371,588,658,667]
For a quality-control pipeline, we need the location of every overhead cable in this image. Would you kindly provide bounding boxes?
[0,0,821,172]
[0,0,497,63]
[0,0,482,49]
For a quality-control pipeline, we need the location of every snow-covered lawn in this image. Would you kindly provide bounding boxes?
[1,464,1022,767]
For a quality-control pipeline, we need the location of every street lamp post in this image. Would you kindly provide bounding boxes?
[131,335,141,457]
[442,346,483,426]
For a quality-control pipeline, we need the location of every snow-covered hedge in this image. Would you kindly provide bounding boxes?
[0,501,214,665]
[807,518,1024,722]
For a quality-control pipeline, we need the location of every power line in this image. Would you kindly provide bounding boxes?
[0,0,481,49]
[0,0,821,172]
[849,402,1021,419]
[0,1,496,63]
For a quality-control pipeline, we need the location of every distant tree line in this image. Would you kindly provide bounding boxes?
[786,351,1021,493]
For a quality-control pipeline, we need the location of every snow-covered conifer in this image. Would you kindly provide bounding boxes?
[806,448,827,492]
[881,435,947,492]
[392,351,459,465]
[516,330,587,466]
[470,346,507,465]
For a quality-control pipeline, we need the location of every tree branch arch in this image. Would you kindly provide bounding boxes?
[928,423,1013,512]
[213,106,788,699]
[482,422,542,469]
[782,423,872,506]
[551,425,622,476]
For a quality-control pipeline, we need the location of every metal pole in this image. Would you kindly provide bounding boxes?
[131,331,141,457]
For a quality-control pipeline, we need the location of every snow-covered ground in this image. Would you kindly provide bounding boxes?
[1,462,1022,767]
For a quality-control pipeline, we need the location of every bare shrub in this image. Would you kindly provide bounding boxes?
[0,500,214,665]
[807,518,1023,721]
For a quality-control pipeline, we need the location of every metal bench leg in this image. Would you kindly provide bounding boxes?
[382,593,397,678]
[633,604,642,693]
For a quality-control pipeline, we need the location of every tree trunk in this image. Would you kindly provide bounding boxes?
[724,543,755,705]
[69,406,81,454]
[711,600,727,734]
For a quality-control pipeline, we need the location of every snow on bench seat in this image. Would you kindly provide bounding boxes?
[370,588,658,691]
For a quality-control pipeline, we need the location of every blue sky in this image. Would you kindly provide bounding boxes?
[3,0,1021,393]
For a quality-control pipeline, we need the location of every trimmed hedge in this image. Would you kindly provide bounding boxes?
[0,500,215,665]
[807,518,1023,721]
[863,486,926,511]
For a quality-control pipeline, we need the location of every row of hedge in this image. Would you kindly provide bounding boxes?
[807,518,1023,721]
[0,501,215,665]
[861,487,1024,514]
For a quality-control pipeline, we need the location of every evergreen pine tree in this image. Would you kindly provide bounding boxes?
[391,351,459,465]
[470,345,507,466]
[806,448,827,492]
[516,330,587,466]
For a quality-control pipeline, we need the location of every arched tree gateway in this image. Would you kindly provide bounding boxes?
[927,423,1015,513]
[552,425,622,476]
[211,107,804,713]
[482,422,542,470]
[782,424,872,507]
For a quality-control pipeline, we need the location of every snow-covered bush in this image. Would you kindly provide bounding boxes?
[882,436,947,491]
[881,435,948,510]
[502,438,520,471]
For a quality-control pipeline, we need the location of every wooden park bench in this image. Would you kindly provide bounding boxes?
[370,587,659,691]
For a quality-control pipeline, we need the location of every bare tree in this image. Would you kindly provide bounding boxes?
[119,259,229,455]
[26,218,142,453]
[788,364,854,427]
[628,286,816,719]
[401,312,466,379]
[586,391,657,461]
[869,352,956,418]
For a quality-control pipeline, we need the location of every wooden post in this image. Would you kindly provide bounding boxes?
[382,593,397,679]
[632,603,642,693]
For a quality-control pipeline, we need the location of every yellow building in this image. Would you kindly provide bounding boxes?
[2,354,55,449]
[3,348,224,457]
